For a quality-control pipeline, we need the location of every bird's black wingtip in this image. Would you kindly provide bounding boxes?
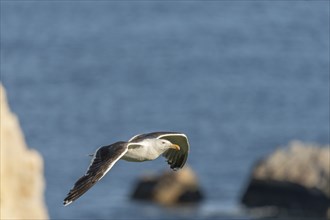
[63,199,72,206]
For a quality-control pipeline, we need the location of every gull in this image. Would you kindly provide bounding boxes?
[63,131,190,206]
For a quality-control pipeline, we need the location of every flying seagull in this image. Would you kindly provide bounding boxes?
[63,131,190,206]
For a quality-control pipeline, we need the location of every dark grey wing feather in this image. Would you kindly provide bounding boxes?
[63,141,128,206]
[163,148,188,170]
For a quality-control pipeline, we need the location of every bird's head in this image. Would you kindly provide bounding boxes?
[158,139,180,151]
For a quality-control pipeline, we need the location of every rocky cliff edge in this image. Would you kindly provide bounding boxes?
[1,84,48,219]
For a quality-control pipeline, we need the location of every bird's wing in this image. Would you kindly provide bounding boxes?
[157,132,190,170]
[128,133,143,142]
[63,141,128,206]
[128,131,183,142]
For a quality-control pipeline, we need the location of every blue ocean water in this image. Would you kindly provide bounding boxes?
[1,2,329,219]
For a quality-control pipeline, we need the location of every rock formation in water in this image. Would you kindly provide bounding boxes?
[241,141,330,219]
[0,84,48,219]
[131,165,203,205]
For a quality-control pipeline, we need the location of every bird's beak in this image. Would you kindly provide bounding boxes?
[171,144,180,151]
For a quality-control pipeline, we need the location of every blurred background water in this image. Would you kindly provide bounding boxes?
[1,1,329,219]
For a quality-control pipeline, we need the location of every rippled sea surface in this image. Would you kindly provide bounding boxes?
[1,2,329,219]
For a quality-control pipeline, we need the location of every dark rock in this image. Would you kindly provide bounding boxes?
[131,166,204,205]
[241,141,330,219]
[131,178,157,201]
[242,179,329,218]
[178,188,204,203]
